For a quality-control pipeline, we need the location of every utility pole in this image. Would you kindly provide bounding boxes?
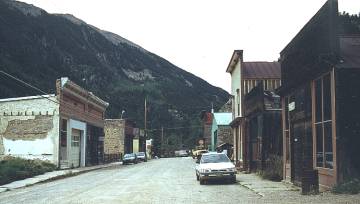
[161,126,164,156]
[144,97,147,153]
[144,97,147,138]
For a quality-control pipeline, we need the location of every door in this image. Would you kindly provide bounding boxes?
[291,121,304,185]
[70,128,81,167]
[60,119,68,163]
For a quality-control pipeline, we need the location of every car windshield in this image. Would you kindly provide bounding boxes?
[200,154,230,164]
[124,154,134,158]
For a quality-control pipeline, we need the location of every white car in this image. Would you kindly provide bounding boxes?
[195,152,237,185]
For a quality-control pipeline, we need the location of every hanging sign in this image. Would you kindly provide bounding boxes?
[288,102,295,112]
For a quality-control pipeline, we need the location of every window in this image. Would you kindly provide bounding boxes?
[71,129,81,147]
[236,89,240,116]
[244,80,249,95]
[264,80,268,90]
[60,119,67,147]
[314,73,333,169]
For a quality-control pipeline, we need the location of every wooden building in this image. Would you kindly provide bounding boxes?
[279,0,360,193]
[226,50,281,170]
[244,83,282,172]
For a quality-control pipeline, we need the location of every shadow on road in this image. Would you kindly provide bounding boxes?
[201,180,239,186]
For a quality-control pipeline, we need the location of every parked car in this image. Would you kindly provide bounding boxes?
[135,152,147,162]
[175,150,188,157]
[195,152,236,185]
[193,149,208,162]
[122,153,138,164]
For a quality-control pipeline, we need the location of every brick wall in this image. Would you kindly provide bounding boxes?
[0,95,60,164]
[104,120,125,155]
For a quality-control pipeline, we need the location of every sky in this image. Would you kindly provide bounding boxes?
[20,0,360,93]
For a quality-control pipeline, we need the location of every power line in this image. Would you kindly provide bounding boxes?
[0,70,104,121]
[0,70,60,105]
[147,125,203,132]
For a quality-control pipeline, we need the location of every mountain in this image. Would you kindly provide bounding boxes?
[0,0,229,153]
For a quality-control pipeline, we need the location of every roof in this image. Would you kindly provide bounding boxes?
[226,50,243,73]
[60,77,109,108]
[338,36,360,68]
[243,62,281,79]
[0,94,55,102]
[213,112,232,126]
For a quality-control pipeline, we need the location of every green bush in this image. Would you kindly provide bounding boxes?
[0,157,57,185]
[332,178,360,194]
[258,154,283,181]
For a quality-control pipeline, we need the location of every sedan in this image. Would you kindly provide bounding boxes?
[195,152,236,185]
[135,152,147,162]
[122,153,138,165]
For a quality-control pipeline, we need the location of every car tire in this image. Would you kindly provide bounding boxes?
[231,176,236,183]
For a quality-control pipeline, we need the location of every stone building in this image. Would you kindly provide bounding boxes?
[0,77,108,168]
[104,119,125,158]
[104,119,136,158]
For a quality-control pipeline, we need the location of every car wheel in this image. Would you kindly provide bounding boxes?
[231,176,236,183]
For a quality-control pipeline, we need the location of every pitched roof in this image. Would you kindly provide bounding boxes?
[338,36,360,69]
[243,61,281,79]
[226,50,243,73]
[213,112,232,126]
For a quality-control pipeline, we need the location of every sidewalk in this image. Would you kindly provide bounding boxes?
[238,172,300,197]
[0,162,122,193]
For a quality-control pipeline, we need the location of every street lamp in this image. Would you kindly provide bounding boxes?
[121,110,125,119]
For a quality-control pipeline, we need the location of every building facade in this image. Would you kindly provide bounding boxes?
[243,83,282,172]
[226,50,281,170]
[0,77,108,168]
[104,119,136,159]
[210,112,232,151]
[279,0,360,193]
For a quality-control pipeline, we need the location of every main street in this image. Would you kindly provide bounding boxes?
[0,157,359,204]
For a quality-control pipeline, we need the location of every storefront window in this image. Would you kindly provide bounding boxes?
[314,73,333,169]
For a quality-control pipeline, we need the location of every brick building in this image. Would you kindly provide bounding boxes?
[0,77,108,168]
[200,112,212,150]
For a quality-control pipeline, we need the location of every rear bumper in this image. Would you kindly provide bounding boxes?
[123,159,137,163]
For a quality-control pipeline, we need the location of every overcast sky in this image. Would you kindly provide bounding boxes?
[21,0,360,93]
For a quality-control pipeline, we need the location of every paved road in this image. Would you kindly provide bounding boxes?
[1,157,359,204]
[0,157,259,204]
